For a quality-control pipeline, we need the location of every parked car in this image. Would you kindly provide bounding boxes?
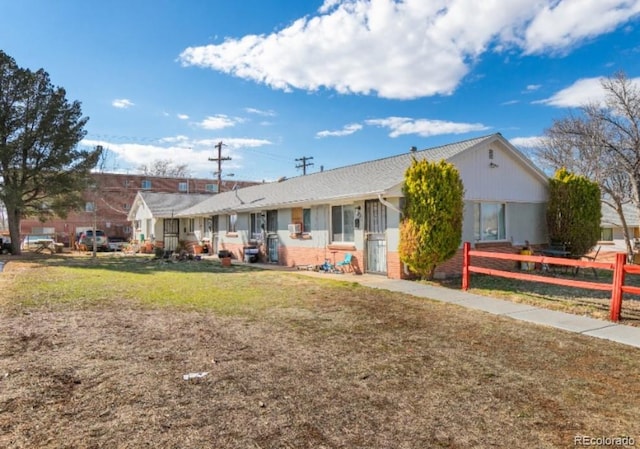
[107,237,127,251]
[78,230,109,251]
[0,236,12,254]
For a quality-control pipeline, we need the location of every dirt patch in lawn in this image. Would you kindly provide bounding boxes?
[1,257,639,448]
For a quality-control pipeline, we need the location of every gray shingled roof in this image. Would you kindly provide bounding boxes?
[601,201,640,227]
[177,133,539,217]
[136,192,214,218]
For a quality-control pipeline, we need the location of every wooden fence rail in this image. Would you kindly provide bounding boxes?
[461,242,637,322]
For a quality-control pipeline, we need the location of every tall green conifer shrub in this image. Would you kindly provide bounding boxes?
[547,168,601,256]
[399,158,464,279]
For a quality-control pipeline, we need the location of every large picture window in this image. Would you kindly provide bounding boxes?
[332,205,355,242]
[474,203,506,241]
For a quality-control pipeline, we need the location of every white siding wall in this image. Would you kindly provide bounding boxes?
[452,140,548,203]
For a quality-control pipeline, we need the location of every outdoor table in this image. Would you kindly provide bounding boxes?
[34,239,55,254]
[538,248,571,273]
[539,248,570,258]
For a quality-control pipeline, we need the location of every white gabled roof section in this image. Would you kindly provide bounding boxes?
[127,192,148,222]
[176,133,547,217]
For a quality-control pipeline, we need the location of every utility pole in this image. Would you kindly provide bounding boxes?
[295,156,314,175]
[208,141,231,192]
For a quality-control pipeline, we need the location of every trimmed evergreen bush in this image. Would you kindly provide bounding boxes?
[399,158,464,279]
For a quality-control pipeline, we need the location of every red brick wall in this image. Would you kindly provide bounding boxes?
[389,242,523,279]
[221,240,523,280]
[219,241,364,273]
[19,172,259,245]
[387,251,404,279]
[435,241,521,277]
[281,246,364,273]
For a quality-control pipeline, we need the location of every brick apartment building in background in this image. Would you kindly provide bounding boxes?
[17,172,258,247]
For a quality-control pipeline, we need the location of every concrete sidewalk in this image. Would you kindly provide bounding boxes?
[291,269,640,349]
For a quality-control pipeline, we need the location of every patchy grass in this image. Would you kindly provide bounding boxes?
[1,254,639,448]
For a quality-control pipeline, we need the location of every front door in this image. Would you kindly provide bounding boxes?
[267,235,279,263]
[163,218,179,251]
[365,199,387,274]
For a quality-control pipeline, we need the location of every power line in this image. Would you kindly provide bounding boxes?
[208,141,231,192]
[295,156,314,175]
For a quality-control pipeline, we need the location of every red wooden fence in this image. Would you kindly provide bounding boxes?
[461,242,640,322]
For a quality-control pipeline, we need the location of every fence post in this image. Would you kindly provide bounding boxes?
[610,252,626,322]
[462,242,470,291]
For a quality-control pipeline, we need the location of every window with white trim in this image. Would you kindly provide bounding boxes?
[331,205,355,242]
[141,180,152,189]
[303,208,311,233]
[227,214,237,233]
[250,212,264,236]
[178,182,188,192]
[85,202,95,212]
[474,202,506,241]
[600,228,613,241]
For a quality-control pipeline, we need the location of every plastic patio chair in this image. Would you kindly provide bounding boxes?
[336,253,353,273]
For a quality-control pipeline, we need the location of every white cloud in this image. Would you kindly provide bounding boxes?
[177,113,189,120]
[82,136,273,177]
[535,77,607,107]
[197,114,244,130]
[316,123,363,138]
[245,107,277,117]
[523,0,640,54]
[510,136,546,148]
[526,84,541,91]
[159,135,190,144]
[112,98,135,109]
[179,0,640,100]
[536,76,640,107]
[365,117,489,138]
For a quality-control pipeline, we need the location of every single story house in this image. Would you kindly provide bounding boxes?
[127,192,215,251]
[600,201,640,253]
[141,133,548,278]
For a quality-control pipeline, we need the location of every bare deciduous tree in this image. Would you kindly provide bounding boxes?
[536,72,640,258]
[137,159,189,177]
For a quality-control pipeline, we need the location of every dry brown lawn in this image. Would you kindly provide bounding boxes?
[1,255,639,448]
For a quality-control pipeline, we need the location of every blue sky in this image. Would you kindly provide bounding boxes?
[2,0,640,182]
